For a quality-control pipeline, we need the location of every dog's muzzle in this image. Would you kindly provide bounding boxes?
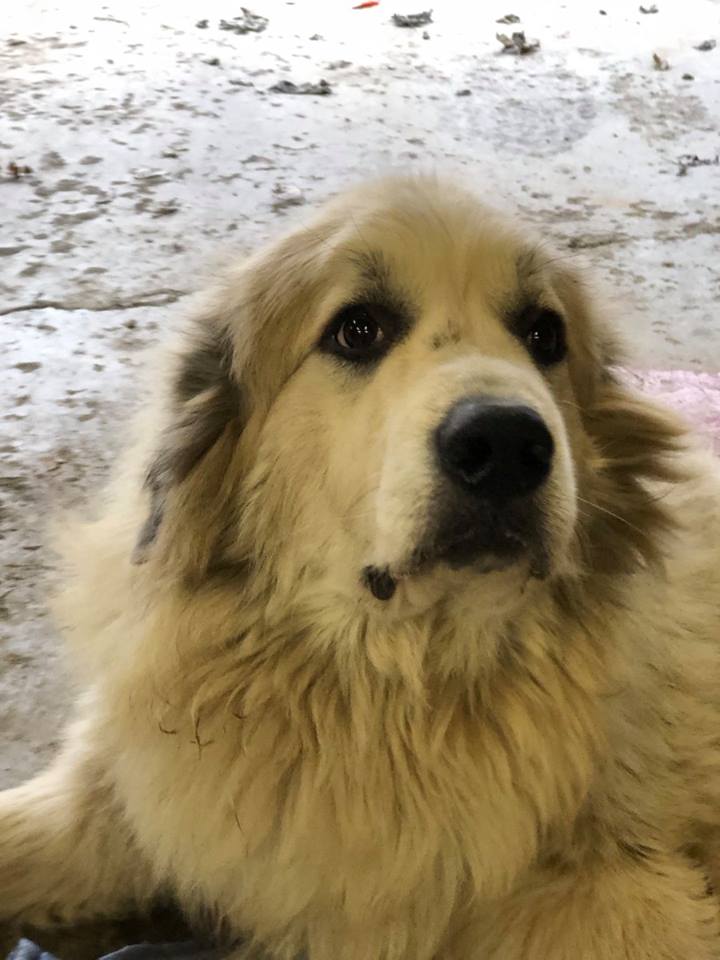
[363,396,554,601]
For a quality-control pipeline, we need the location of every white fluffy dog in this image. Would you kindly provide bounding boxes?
[3,176,720,960]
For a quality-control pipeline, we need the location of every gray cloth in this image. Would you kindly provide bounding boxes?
[7,941,226,960]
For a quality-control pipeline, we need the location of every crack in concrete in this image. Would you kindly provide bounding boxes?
[0,288,188,317]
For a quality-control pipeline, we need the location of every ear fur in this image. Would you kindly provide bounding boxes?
[128,210,339,578]
[552,265,687,576]
[131,314,243,576]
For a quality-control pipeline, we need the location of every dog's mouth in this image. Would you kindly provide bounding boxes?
[363,503,549,602]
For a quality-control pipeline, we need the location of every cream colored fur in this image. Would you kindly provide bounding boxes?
[2,175,720,959]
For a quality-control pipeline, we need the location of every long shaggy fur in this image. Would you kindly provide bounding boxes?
[2,175,720,959]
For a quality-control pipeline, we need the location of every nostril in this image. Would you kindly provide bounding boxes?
[522,436,554,471]
[453,437,493,483]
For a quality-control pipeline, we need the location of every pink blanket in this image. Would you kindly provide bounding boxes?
[627,370,720,452]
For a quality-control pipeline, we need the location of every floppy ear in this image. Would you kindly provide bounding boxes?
[552,266,687,575]
[128,207,341,578]
[132,310,245,578]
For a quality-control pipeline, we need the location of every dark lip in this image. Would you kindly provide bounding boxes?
[437,526,527,570]
[362,531,547,602]
[362,502,549,602]
[407,514,531,576]
[362,564,398,601]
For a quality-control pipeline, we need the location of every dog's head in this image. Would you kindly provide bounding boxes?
[136,176,682,626]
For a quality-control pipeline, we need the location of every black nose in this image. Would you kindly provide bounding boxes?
[435,397,554,499]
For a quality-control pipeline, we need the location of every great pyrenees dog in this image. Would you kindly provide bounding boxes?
[3,175,720,960]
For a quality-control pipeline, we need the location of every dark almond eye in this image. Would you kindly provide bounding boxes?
[319,297,410,366]
[319,301,402,365]
[525,309,566,367]
[336,307,384,353]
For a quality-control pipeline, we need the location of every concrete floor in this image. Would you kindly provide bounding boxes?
[0,0,719,900]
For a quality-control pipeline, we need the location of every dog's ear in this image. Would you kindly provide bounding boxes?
[132,312,244,577]
[552,265,686,574]
[549,265,624,409]
[129,211,339,578]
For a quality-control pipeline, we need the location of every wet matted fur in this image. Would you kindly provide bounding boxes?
[2,176,720,959]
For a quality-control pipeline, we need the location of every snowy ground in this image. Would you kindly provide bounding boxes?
[0,0,719,947]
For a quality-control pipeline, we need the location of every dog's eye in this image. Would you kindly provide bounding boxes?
[335,306,385,354]
[319,301,403,365]
[525,309,566,367]
[320,298,410,366]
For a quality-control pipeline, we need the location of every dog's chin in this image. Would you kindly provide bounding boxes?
[363,526,550,604]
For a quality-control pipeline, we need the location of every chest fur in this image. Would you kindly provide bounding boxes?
[108,657,600,932]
